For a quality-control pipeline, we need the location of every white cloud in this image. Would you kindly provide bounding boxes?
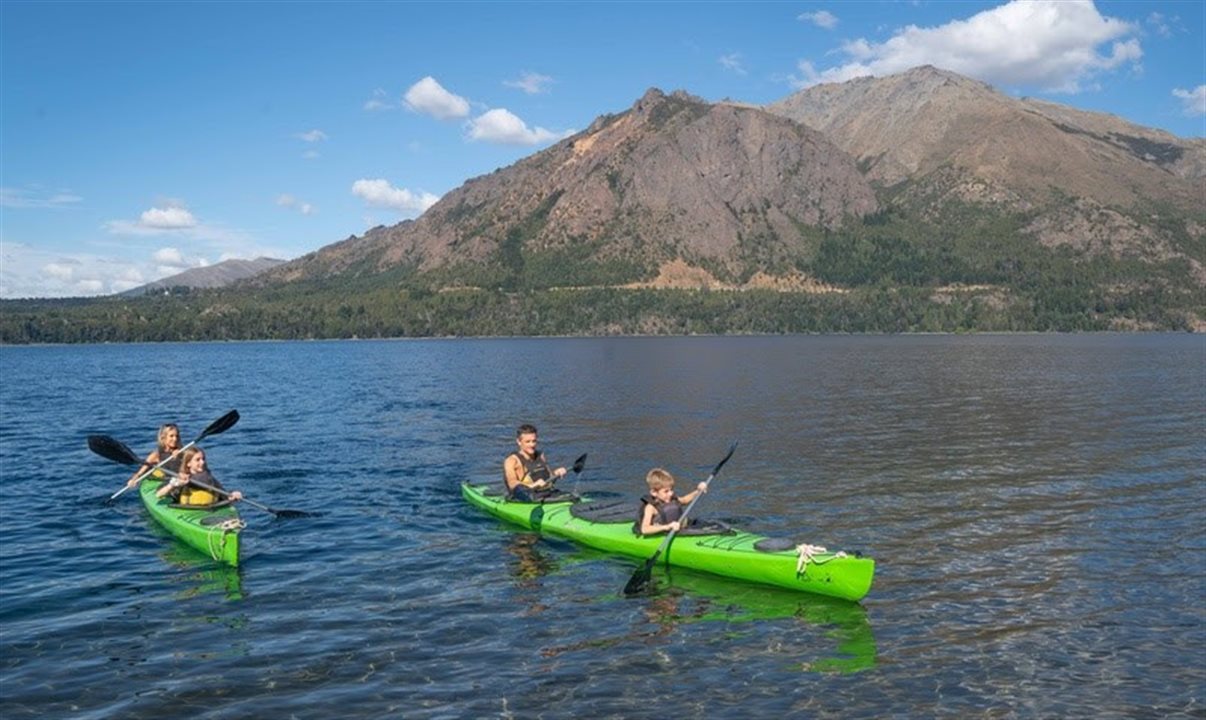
[791,0,1141,93]
[404,76,471,120]
[364,87,393,111]
[1,186,83,209]
[798,10,838,30]
[296,129,328,142]
[504,71,554,95]
[152,247,186,266]
[0,243,147,298]
[351,178,440,214]
[3,203,288,297]
[466,108,574,145]
[1173,85,1206,116]
[139,206,198,229]
[719,53,748,76]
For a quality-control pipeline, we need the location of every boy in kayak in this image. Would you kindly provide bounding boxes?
[156,446,243,506]
[635,468,707,535]
[503,423,567,501]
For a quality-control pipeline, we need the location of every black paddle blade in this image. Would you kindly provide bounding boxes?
[623,556,657,596]
[199,409,239,440]
[87,435,141,466]
[712,442,738,477]
[571,453,587,474]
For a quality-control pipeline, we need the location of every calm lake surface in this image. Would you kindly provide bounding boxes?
[1,335,1203,719]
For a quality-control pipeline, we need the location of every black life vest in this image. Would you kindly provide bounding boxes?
[633,493,683,535]
[507,451,552,498]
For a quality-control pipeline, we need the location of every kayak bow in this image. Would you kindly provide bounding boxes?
[139,477,242,567]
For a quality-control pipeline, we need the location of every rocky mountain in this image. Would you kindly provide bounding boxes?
[263,89,879,288]
[766,66,1205,269]
[10,68,1200,343]
[122,257,284,296]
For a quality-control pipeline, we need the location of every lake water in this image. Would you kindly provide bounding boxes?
[1,334,1203,719]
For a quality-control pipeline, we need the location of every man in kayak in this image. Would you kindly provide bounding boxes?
[503,424,567,501]
[635,468,707,535]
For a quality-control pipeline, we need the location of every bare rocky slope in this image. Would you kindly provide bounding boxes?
[766,66,1205,271]
[262,89,878,287]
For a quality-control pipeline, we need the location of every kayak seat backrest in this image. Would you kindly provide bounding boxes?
[674,520,735,536]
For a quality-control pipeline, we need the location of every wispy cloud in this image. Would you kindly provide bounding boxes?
[798,10,838,30]
[295,129,328,143]
[404,76,471,120]
[1145,12,1173,38]
[1,186,83,209]
[277,194,315,216]
[351,178,440,214]
[790,0,1141,94]
[466,108,574,146]
[364,87,394,111]
[504,71,554,95]
[719,53,748,76]
[1173,85,1206,116]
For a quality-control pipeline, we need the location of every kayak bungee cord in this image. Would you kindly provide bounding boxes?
[795,544,847,574]
[207,518,246,562]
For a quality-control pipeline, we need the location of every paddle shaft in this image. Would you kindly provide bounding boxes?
[157,469,310,518]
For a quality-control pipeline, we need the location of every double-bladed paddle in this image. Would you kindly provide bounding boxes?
[104,409,240,501]
[160,472,315,519]
[88,431,314,518]
[623,442,738,596]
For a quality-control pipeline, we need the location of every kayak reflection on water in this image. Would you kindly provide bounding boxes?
[157,539,244,602]
[533,554,876,673]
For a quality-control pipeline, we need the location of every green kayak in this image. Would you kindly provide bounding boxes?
[461,483,874,602]
[139,477,242,567]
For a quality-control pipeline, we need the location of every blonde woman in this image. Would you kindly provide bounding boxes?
[125,423,182,487]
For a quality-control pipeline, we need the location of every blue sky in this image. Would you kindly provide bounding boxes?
[2,0,1203,298]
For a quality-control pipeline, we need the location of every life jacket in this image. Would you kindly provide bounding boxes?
[507,451,552,496]
[633,493,684,535]
[177,470,222,506]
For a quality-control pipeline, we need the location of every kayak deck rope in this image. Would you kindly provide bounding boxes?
[206,518,246,561]
[795,543,847,574]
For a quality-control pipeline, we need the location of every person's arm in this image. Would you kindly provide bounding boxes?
[127,451,161,486]
[156,474,188,499]
[503,455,523,491]
[677,482,709,505]
[640,504,680,535]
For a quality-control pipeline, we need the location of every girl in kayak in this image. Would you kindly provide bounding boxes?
[635,468,707,536]
[503,423,567,501]
[156,446,243,506]
[125,423,183,488]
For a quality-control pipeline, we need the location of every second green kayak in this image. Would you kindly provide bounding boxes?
[462,483,874,602]
[139,477,243,567]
